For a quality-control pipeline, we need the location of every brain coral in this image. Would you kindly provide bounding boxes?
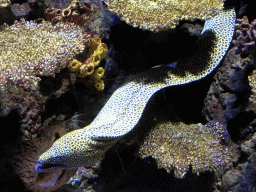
[0,19,88,90]
[104,0,225,31]
[138,121,238,178]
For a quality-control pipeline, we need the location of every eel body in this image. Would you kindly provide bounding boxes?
[36,8,236,172]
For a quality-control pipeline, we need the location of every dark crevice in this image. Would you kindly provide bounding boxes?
[42,92,79,123]
[227,111,256,142]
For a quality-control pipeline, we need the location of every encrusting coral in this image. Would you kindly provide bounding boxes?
[104,0,225,31]
[67,37,108,90]
[35,9,236,176]
[138,121,238,178]
[0,19,89,90]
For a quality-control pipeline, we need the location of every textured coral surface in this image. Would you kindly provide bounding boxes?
[138,121,238,178]
[105,0,224,31]
[0,19,87,90]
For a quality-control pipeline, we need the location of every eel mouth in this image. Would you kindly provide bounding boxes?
[35,161,67,173]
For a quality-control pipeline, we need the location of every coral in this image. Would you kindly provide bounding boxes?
[233,16,256,56]
[93,66,104,80]
[67,37,107,90]
[95,79,105,91]
[104,0,225,31]
[13,122,77,192]
[0,0,10,7]
[0,19,88,90]
[203,47,252,123]
[248,69,256,108]
[11,2,31,18]
[44,7,56,21]
[88,37,108,67]
[138,121,238,178]
[35,9,236,174]
[43,0,93,27]
[68,59,83,72]
[79,63,95,77]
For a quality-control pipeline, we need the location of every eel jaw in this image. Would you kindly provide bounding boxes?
[35,161,68,173]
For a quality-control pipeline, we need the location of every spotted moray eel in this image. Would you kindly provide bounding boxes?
[36,8,236,172]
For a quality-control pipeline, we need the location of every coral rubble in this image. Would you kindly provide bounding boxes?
[104,0,225,31]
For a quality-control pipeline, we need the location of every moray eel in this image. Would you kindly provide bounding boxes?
[36,8,236,173]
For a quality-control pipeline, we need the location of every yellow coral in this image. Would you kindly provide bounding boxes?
[104,0,225,31]
[94,79,104,91]
[93,67,104,80]
[88,38,108,67]
[79,63,94,77]
[68,59,82,72]
[92,43,108,64]
[90,37,101,52]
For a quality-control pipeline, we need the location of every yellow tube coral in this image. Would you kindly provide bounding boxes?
[94,79,104,91]
[79,63,94,78]
[86,38,108,67]
[89,37,102,54]
[68,59,82,72]
[93,67,104,80]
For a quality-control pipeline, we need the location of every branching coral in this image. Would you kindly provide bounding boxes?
[138,121,238,178]
[104,0,225,31]
[233,16,256,55]
[0,19,89,90]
